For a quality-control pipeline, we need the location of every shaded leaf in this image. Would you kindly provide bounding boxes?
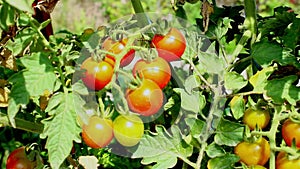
[252,40,299,68]
[265,75,300,105]
[283,19,300,50]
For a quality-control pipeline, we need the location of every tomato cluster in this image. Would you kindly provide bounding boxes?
[80,27,186,115]
[81,114,144,148]
[78,27,186,149]
[234,104,300,168]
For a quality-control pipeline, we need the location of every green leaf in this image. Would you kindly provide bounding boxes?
[6,28,37,56]
[214,118,244,146]
[205,143,226,158]
[208,17,233,39]
[174,88,206,113]
[184,75,200,94]
[196,51,225,75]
[185,118,205,138]
[72,81,89,95]
[229,96,245,120]
[224,71,247,91]
[249,67,275,93]
[7,82,30,127]
[252,40,299,68]
[265,75,300,105]
[0,2,15,31]
[8,53,59,126]
[131,125,193,168]
[283,19,300,50]
[6,0,34,13]
[207,154,239,169]
[41,93,83,169]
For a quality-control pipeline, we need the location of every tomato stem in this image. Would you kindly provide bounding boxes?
[243,0,258,46]
[130,0,152,28]
[0,113,44,133]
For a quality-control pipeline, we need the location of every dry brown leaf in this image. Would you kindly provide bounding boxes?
[201,0,214,33]
[0,87,9,107]
[0,48,17,71]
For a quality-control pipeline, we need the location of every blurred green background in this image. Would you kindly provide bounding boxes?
[51,0,299,34]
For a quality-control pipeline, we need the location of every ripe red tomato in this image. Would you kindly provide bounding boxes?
[276,151,300,169]
[282,119,300,148]
[102,37,135,67]
[151,28,186,62]
[82,116,114,148]
[113,114,144,147]
[243,108,270,130]
[80,57,114,90]
[234,137,270,166]
[126,79,163,116]
[133,57,171,89]
[6,146,37,169]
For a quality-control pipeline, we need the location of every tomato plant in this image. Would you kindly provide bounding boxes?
[126,79,164,116]
[102,37,135,67]
[243,108,271,130]
[113,114,144,147]
[234,137,271,166]
[80,57,114,90]
[281,119,300,148]
[82,116,114,148]
[6,147,37,169]
[133,57,171,89]
[276,151,300,169]
[151,27,186,62]
[1,0,300,168]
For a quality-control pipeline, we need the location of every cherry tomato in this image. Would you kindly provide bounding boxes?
[234,137,270,166]
[126,79,163,116]
[82,116,114,148]
[6,146,37,169]
[102,37,135,67]
[113,114,144,147]
[80,57,114,90]
[243,108,270,130]
[151,28,186,62]
[276,151,300,169]
[133,57,171,89]
[282,119,300,148]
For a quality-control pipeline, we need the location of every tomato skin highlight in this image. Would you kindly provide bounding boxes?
[282,119,300,148]
[243,108,270,130]
[276,151,300,169]
[113,115,144,147]
[80,57,114,91]
[234,137,270,166]
[133,57,171,89]
[152,28,186,62]
[82,116,114,148]
[6,147,37,169]
[126,79,163,116]
[102,37,135,67]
